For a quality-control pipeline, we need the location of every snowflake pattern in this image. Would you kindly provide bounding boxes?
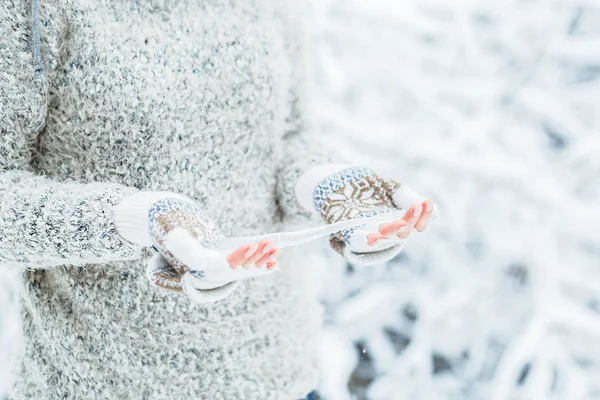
[321,178,391,223]
[314,167,402,251]
[313,167,374,212]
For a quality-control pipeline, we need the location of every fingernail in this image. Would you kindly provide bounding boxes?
[395,224,409,232]
[425,201,433,212]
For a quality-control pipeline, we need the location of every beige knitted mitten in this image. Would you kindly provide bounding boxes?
[115,193,273,303]
[299,166,438,265]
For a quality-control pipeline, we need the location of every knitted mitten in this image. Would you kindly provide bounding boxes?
[115,192,272,303]
[300,165,438,265]
[144,197,227,291]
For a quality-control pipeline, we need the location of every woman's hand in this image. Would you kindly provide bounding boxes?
[365,200,435,246]
[145,236,280,304]
[115,192,280,303]
[311,166,439,265]
[226,240,279,270]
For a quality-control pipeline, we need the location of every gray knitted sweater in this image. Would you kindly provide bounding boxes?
[1,0,331,398]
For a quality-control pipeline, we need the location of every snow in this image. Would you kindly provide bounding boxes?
[309,0,600,399]
[2,0,599,399]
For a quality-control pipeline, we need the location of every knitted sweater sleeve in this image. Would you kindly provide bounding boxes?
[275,3,344,223]
[0,8,143,269]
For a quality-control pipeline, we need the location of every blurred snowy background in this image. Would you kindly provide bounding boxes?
[308,0,600,399]
[1,0,599,399]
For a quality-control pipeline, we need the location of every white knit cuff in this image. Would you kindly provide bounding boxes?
[181,273,241,303]
[295,163,353,212]
[343,220,408,265]
[392,185,439,221]
[343,241,407,266]
[113,191,192,246]
[346,224,407,253]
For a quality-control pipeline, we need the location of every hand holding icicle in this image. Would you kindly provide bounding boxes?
[114,192,285,303]
[295,165,439,265]
[113,166,437,303]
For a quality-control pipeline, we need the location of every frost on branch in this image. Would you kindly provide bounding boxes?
[311,0,600,399]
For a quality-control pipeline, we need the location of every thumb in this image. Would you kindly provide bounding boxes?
[146,249,241,303]
[145,252,183,292]
[163,228,227,271]
[391,184,439,220]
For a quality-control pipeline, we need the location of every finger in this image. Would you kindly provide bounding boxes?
[226,245,251,268]
[391,184,428,210]
[145,253,182,291]
[266,260,278,270]
[242,240,272,268]
[356,229,403,252]
[397,204,422,239]
[414,200,434,232]
[401,203,422,224]
[379,219,408,239]
[367,232,385,246]
[255,248,279,267]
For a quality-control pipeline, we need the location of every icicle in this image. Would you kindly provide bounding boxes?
[209,210,406,252]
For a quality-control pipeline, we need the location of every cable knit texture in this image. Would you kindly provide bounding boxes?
[1,0,327,398]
